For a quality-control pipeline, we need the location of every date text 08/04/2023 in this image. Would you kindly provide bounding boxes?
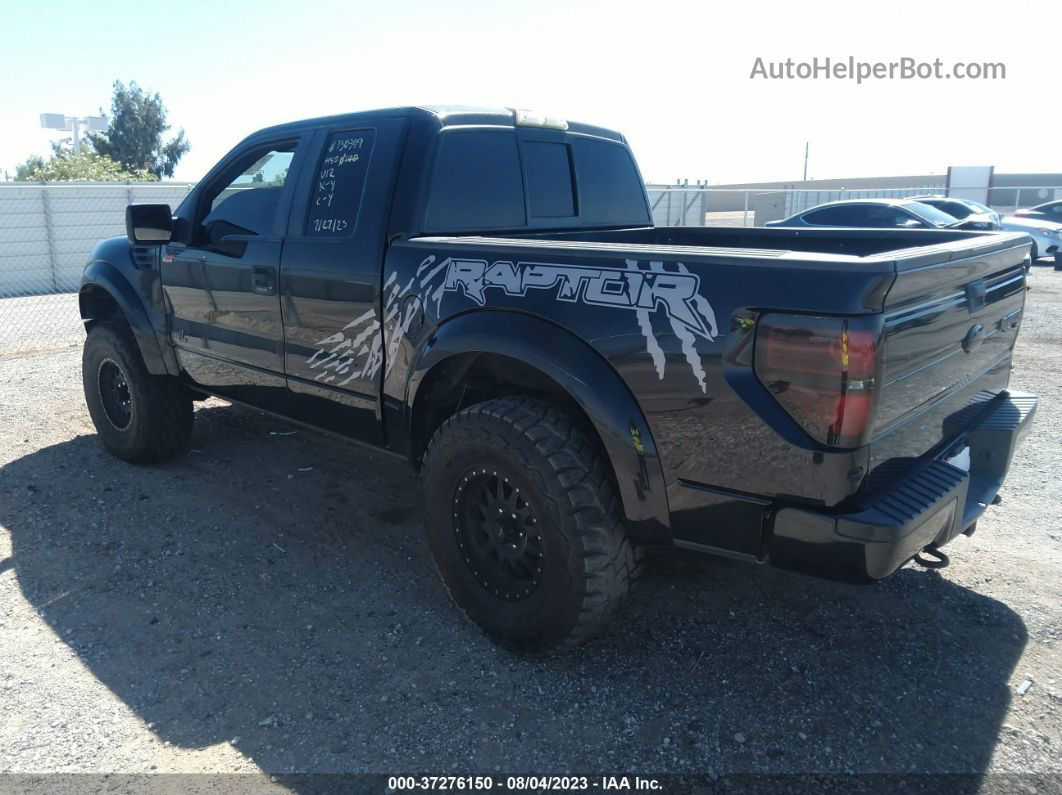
[386,774,664,790]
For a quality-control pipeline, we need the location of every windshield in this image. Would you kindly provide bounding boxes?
[960,199,993,214]
[924,199,973,219]
[903,201,963,227]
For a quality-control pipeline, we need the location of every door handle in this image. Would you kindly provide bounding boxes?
[251,266,276,296]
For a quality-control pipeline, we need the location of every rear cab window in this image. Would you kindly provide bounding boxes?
[572,138,648,225]
[522,141,575,218]
[424,131,525,231]
[423,126,649,233]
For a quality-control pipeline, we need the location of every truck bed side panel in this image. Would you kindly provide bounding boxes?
[380,236,895,555]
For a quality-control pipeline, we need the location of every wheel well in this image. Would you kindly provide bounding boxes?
[411,353,602,469]
[79,285,124,330]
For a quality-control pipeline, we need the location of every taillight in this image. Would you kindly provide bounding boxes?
[753,313,883,448]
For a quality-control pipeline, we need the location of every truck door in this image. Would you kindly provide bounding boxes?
[162,134,309,410]
[279,117,409,444]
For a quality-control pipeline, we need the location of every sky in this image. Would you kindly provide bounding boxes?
[0,0,1056,185]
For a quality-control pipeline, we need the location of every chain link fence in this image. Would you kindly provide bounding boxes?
[0,183,193,355]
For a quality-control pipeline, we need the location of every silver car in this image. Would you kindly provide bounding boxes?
[1000,215,1062,262]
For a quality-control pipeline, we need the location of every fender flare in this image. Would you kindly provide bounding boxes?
[80,260,173,375]
[406,311,671,545]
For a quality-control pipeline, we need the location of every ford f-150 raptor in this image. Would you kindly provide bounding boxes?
[79,106,1037,651]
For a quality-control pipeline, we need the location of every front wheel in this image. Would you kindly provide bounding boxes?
[422,397,639,653]
[82,321,193,463]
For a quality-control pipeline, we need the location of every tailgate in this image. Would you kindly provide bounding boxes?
[868,233,1030,487]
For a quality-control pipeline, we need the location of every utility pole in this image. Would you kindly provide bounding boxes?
[40,113,108,156]
[802,141,809,182]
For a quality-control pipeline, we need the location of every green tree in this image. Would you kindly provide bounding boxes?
[43,132,96,157]
[14,152,155,182]
[87,80,190,178]
[14,154,46,181]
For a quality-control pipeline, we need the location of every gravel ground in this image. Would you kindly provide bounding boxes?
[0,268,1060,792]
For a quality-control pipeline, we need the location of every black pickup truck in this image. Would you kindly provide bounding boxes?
[80,106,1037,652]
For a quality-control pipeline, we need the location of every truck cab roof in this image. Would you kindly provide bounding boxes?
[250,105,628,144]
[192,105,650,239]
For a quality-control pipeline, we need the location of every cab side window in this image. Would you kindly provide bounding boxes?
[305,129,376,236]
[195,142,297,250]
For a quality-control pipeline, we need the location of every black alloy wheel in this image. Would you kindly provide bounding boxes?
[97,358,133,430]
[453,467,544,601]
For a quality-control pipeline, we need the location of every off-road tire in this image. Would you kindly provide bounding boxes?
[422,397,639,653]
[82,320,193,463]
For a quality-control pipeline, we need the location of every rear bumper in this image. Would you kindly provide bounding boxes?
[769,390,1037,582]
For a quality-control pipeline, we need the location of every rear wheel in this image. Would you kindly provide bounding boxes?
[422,397,638,653]
[82,321,193,463]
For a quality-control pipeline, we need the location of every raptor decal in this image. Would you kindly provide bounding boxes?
[305,255,718,393]
[440,256,717,392]
[442,258,717,340]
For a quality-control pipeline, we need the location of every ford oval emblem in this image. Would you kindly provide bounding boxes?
[962,323,985,353]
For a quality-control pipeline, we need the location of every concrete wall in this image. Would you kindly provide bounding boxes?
[0,183,193,296]
[704,175,945,212]
[694,171,1062,223]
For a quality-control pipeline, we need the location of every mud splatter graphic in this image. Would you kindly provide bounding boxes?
[305,307,381,386]
[306,257,436,384]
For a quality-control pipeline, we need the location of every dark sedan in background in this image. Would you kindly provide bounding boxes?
[911,195,1001,230]
[1015,200,1062,224]
[765,198,989,230]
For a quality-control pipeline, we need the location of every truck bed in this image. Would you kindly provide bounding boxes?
[505,224,1003,258]
[407,226,1031,517]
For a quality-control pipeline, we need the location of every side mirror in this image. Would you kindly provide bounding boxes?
[126,204,173,244]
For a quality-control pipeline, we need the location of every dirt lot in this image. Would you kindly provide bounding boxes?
[1,269,1060,792]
